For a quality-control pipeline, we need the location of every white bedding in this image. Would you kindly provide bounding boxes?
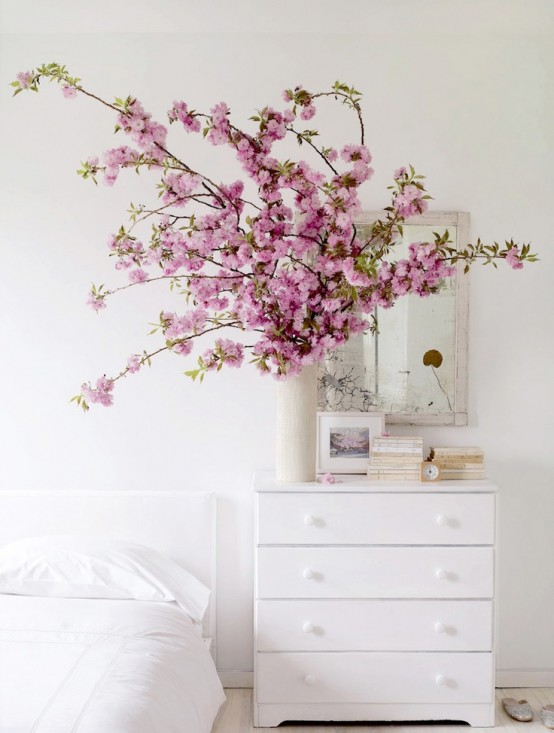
[0,595,225,732]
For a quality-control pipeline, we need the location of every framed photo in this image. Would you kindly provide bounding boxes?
[317,411,385,474]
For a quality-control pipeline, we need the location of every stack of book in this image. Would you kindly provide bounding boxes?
[429,446,485,480]
[368,436,424,481]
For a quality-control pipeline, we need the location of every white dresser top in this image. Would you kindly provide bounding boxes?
[253,470,498,493]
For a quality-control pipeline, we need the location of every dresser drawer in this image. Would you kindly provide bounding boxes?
[256,651,494,704]
[257,492,495,546]
[256,599,493,652]
[257,546,494,599]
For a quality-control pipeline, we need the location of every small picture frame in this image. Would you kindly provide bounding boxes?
[317,411,386,474]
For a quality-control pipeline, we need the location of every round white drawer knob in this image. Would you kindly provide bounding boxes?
[303,568,315,580]
[435,568,447,580]
[302,622,315,634]
[435,621,446,634]
[304,674,316,686]
[435,674,447,687]
[436,514,449,527]
[304,514,315,526]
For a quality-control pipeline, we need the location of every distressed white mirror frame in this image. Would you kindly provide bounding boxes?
[317,211,470,426]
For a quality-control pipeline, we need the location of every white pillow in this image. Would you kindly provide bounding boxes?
[0,536,210,623]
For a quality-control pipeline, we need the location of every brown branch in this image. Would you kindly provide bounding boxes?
[102,272,247,298]
[286,125,339,175]
[112,321,244,383]
[312,90,365,145]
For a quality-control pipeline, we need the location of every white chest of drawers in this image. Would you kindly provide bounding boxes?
[253,471,497,728]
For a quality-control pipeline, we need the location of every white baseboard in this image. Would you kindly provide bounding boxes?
[497,668,554,688]
[218,669,254,688]
[218,668,554,690]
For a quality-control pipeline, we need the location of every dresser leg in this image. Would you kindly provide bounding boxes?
[252,701,259,727]
[465,704,496,727]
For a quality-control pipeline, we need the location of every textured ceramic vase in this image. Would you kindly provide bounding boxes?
[275,364,317,482]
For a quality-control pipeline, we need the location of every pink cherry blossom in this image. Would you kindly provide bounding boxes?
[300,103,316,121]
[80,376,114,406]
[126,354,142,373]
[16,71,32,88]
[393,184,429,218]
[168,100,201,133]
[128,269,148,283]
[172,340,194,356]
[62,84,77,99]
[341,144,372,164]
[86,291,107,312]
[320,473,336,485]
[505,247,524,270]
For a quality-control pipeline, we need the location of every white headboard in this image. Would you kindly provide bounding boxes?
[0,490,217,658]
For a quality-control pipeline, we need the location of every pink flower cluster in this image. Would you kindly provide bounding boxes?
[86,291,106,312]
[164,308,208,339]
[102,146,141,186]
[16,71,32,88]
[80,376,114,406]
[62,84,77,99]
[126,354,142,373]
[505,246,524,270]
[161,171,200,206]
[116,99,167,163]
[202,339,245,370]
[206,102,231,146]
[393,183,428,218]
[283,86,317,120]
[168,101,201,133]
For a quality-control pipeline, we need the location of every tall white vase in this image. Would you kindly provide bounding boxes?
[275,365,317,482]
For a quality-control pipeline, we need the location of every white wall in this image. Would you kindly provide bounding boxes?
[1,0,553,685]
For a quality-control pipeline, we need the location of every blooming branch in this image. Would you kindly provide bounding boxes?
[12,62,538,409]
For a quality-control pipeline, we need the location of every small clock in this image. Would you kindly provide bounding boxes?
[420,461,441,482]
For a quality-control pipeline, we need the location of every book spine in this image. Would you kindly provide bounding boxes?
[433,452,484,458]
[439,472,486,480]
[370,455,423,466]
[432,449,484,456]
[368,470,421,476]
[370,467,422,472]
[371,450,424,456]
[431,446,482,451]
[374,437,424,442]
[368,473,419,481]
[373,442,423,446]
[374,439,423,444]
[434,461,485,469]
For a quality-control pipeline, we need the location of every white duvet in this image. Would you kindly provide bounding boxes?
[0,595,225,733]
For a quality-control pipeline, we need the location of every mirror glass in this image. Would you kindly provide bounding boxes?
[317,212,469,425]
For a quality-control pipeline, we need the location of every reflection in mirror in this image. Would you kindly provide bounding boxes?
[317,212,469,425]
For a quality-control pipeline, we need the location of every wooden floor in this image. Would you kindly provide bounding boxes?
[213,688,554,733]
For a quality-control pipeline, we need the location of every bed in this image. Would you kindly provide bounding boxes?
[0,491,225,733]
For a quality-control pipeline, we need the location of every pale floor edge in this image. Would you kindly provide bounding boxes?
[213,688,554,733]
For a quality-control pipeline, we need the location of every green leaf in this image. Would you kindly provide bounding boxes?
[184,369,200,381]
